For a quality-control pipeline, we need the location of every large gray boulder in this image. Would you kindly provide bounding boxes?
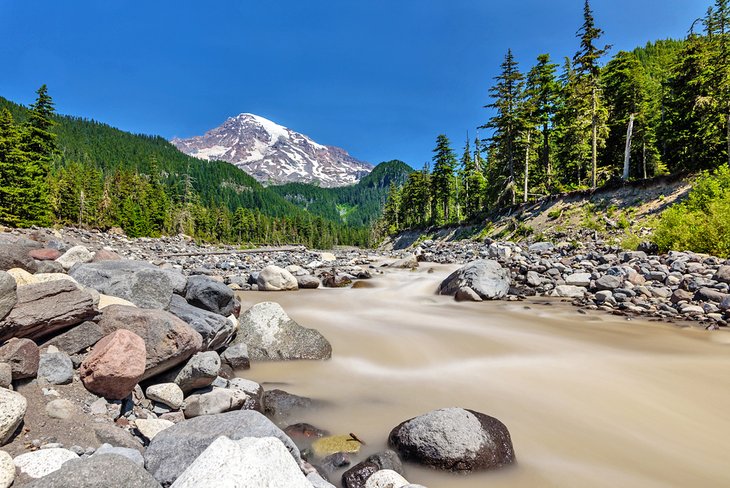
[0,280,97,341]
[184,276,237,317]
[437,260,510,300]
[170,436,311,488]
[0,235,42,272]
[0,271,16,322]
[69,260,185,309]
[144,410,301,486]
[388,408,515,472]
[23,453,161,488]
[233,302,331,360]
[97,305,202,380]
[167,295,234,350]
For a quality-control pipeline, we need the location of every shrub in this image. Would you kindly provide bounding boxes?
[653,164,730,257]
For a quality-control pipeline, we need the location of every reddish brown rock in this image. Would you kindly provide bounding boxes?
[98,305,203,380]
[0,337,40,379]
[92,249,123,262]
[28,248,62,261]
[0,280,98,342]
[79,329,146,400]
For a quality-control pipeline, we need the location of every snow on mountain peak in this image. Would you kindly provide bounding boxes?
[171,113,369,187]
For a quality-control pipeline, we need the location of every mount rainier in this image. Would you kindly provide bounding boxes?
[170,113,373,187]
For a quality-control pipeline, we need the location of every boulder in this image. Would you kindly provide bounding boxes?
[0,338,39,379]
[184,275,237,316]
[312,435,361,458]
[228,378,264,412]
[135,418,174,442]
[528,242,554,254]
[167,295,235,350]
[0,387,26,445]
[69,260,181,309]
[234,301,332,360]
[13,448,78,479]
[257,265,299,291]
[56,245,95,270]
[388,408,515,472]
[7,267,37,286]
[0,235,42,272]
[0,280,97,341]
[23,454,161,488]
[79,329,147,400]
[28,248,61,261]
[35,260,65,274]
[554,285,586,298]
[220,342,250,370]
[565,273,592,287]
[174,351,220,393]
[437,260,510,300]
[144,410,301,486]
[0,449,13,488]
[182,387,247,418]
[38,351,74,385]
[170,436,311,488]
[594,274,623,291]
[264,388,313,423]
[97,305,202,380]
[92,249,123,262]
[389,254,419,269]
[92,444,144,466]
[454,287,482,302]
[297,274,321,289]
[146,383,184,410]
[695,287,730,303]
[342,451,404,488]
[44,321,105,355]
[322,273,352,288]
[713,265,730,284]
[0,271,16,321]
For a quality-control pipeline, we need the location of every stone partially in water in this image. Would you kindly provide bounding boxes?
[311,434,362,458]
[388,407,514,472]
[437,260,510,300]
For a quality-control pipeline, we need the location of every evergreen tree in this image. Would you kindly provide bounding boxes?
[430,135,457,224]
[573,0,610,188]
[0,109,33,226]
[381,182,401,234]
[482,49,525,205]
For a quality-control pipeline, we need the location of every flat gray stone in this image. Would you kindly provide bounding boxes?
[38,351,74,385]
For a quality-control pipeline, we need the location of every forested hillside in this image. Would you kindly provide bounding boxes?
[379,0,730,250]
[0,93,374,247]
[270,160,412,227]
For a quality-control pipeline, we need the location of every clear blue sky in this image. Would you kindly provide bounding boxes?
[0,0,709,169]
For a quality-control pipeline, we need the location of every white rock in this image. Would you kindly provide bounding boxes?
[0,388,27,445]
[135,418,174,441]
[98,293,137,309]
[0,450,14,488]
[553,285,587,298]
[565,273,592,287]
[365,469,409,488]
[319,252,337,262]
[56,245,95,270]
[257,265,298,291]
[13,448,78,478]
[6,268,37,287]
[182,388,247,418]
[33,273,80,286]
[170,436,311,488]
[146,383,184,410]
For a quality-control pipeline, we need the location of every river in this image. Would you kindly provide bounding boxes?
[237,262,730,487]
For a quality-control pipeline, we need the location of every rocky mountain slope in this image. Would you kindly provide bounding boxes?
[171,113,373,187]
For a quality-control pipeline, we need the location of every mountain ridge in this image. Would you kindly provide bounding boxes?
[171,113,373,187]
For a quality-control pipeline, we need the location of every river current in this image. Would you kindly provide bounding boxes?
[237,262,730,487]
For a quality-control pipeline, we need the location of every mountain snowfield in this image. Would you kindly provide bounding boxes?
[171,113,373,187]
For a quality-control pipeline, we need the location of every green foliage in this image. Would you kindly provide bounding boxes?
[653,164,730,256]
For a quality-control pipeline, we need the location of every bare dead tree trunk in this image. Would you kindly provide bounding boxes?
[591,86,598,188]
[642,140,647,179]
[524,131,531,203]
[623,114,635,181]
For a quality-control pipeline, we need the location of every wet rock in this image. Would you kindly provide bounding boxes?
[234,301,332,360]
[167,295,234,350]
[56,245,94,270]
[23,453,161,488]
[174,351,220,393]
[285,422,330,443]
[0,271,17,322]
[13,448,78,479]
[170,436,311,488]
[0,338,39,379]
[437,260,510,300]
[312,434,362,458]
[146,383,184,410]
[69,260,180,309]
[388,408,515,472]
[220,342,250,370]
[389,254,419,269]
[0,280,97,342]
[98,305,202,380]
[0,450,13,488]
[38,350,74,385]
[182,387,247,418]
[257,265,299,291]
[79,329,147,400]
[144,410,301,486]
[454,286,483,302]
[44,321,105,355]
[0,387,26,445]
[322,273,352,288]
[184,275,238,316]
[342,462,378,488]
[297,274,322,289]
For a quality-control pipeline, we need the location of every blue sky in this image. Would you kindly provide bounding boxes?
[0,1,709,169]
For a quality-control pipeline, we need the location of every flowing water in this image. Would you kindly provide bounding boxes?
[237,263,730,487]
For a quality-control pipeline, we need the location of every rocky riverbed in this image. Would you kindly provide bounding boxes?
[0,225,728,487]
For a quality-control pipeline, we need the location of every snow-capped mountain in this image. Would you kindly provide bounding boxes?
[170,113,373,187]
